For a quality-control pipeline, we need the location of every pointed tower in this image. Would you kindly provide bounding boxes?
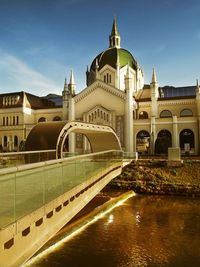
[95,58,100,80]
[150,68,159,154]
[150,68,159,117]
[196,79,200,113]
[196,79,200,153]
[124,64,134,153]
[196,79,200,94]
[86,66,90,86]
[109,17,121,48]
[68,70,76,153]
[62,77,69,121]
[68,70,76,96]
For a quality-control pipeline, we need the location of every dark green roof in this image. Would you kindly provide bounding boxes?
[90,47,137,71]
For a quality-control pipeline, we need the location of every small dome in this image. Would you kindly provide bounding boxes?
[90,47,138,71]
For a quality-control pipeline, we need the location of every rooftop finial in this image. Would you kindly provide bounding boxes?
[68,70,76,95]
[63,77,68,92]
[151,68,157,83]
[109,16,121,48]
[95,58,99,69]
[111,16,119,36]
[69,69,75,85]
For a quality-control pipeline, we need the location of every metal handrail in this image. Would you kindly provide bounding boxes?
[0,150,123,176]
[0,149,56,156]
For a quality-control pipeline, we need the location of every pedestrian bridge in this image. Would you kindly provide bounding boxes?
[0,122,134,267]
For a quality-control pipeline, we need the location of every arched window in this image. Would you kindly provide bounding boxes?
[139,111,148,119]
[13,116,15,125]
[6,117,8,126]
[3,117,5,126]
[53,116,61,121]
[160,110,172,118]
[16,116,19,125]
[38,117,46,123]
[180,109,193,117]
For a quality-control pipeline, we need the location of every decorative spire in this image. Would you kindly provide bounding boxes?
[109,17,121,48]
[151,68,157,84]
[69,70,75,85]
[95,58,99,70]
[196,79,200,94]
[63,77,68,92]
[68,70,76,95]
[111,16,119,36]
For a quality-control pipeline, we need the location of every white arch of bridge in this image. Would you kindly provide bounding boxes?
[25,121,122,158]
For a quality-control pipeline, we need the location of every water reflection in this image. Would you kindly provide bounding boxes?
[29,195,200,267]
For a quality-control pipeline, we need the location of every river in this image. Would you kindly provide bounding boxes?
[26,192,200,267]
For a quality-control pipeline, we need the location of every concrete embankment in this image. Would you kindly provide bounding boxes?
[109,160,200,197]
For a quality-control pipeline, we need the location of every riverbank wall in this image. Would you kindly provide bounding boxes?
[109,159,200,197]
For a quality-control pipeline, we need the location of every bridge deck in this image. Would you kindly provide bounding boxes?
[0,150,122,229]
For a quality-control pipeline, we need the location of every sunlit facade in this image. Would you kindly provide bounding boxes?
[0,19,199,155]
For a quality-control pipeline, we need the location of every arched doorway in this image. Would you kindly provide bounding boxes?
[155,130,172,154]
[136,130,150,154]
[179,129,195,154]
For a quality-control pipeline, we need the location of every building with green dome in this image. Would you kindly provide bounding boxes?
[0,18,199,156]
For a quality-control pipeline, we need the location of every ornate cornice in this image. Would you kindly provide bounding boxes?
[138,101,151,107]
[74,80,126,103]
[158,99,195,106]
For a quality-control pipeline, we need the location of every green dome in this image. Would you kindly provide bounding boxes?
[90,47,138,71]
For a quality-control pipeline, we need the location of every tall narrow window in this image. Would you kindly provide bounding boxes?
[14,136,18,147]
[16,116,19,125]
[3,136,7,147]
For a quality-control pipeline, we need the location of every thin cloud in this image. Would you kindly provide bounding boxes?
[0,49,60,95]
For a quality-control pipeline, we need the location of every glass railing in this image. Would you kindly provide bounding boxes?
[0,150,56,168]
[0,150,123,229]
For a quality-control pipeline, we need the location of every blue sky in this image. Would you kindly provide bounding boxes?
[0,0,199,95]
